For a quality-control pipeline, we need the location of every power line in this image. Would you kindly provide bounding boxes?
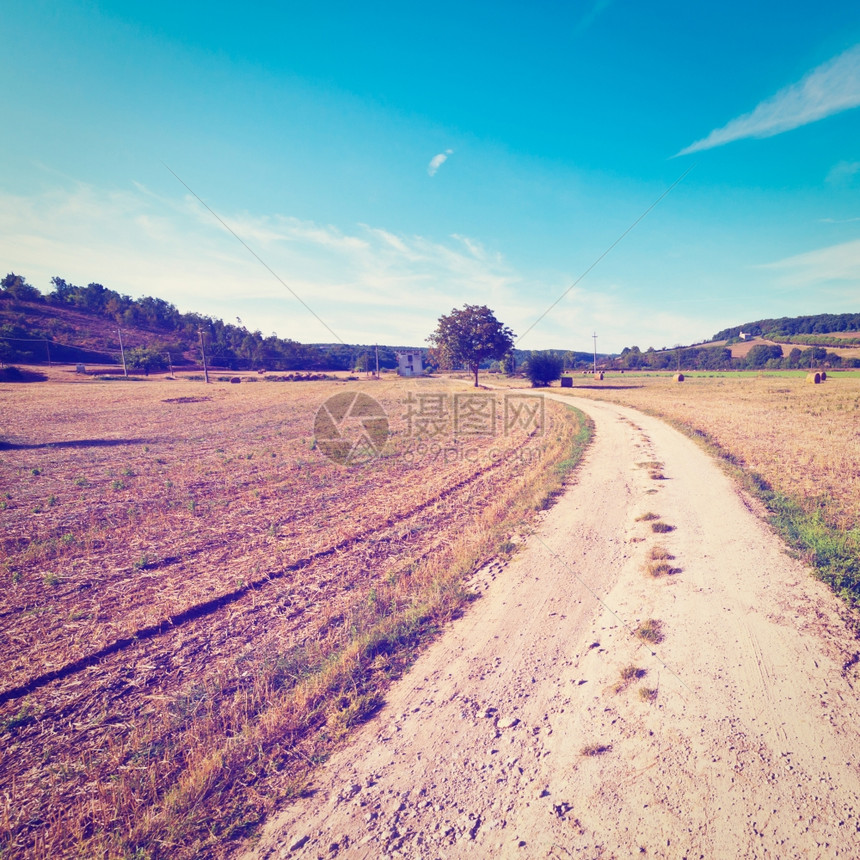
[162,163,347,346]
[515,164,696,347]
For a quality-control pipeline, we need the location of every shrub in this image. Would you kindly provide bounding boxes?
[524,352,563,387]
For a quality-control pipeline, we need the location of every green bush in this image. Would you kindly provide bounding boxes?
[524,352,563,387]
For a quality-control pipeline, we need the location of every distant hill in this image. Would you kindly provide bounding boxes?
[0,272,411,372]
[1,271,606,374]
[613,312,860,372]
[712,313,860,342]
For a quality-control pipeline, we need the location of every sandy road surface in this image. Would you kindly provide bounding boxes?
[244,396,860,859]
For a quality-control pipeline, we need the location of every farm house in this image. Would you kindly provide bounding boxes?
[396,350,424,376]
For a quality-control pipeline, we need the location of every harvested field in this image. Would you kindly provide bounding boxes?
[0,370,587,859]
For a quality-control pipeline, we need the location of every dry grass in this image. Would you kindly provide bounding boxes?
[0,370,590,859]
[647,545,678,577]
[613,665,646,692]
[647,561,675,577]
[634,619,664,644]
[580,743,612,756]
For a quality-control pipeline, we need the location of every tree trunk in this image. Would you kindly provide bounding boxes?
[472,363,479,387]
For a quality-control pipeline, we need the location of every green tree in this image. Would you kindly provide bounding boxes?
[48,276,77,304]
[1,273,42,302]
[427,304,515,387]
[128,347,168,374]
[745,344,783,368]
[524,351,563,387]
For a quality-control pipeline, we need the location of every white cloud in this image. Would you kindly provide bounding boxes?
[678,44,860,156]
[0,179,727,351]
[0,181,528,344]
[759,238,860,286]
[825,160,860,187]
[427,149,454,176]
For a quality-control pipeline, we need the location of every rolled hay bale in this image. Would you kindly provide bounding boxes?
[674,373,685,382]
[806,372,821,384]
[230,376,242,384]
[593,371,604,381]
[820,370,827,381]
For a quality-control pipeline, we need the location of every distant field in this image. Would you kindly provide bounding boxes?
[0,369,587,858]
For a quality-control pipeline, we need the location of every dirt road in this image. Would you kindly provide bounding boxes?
[244,396,860,859]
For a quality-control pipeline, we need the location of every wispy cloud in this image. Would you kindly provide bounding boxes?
[759,238,860,286]
[0,179,723,350]
[576,0,614,34]
[677,44,860,156]
[0,181,524,343]
[427,149,454,176]
[825,160,860,187]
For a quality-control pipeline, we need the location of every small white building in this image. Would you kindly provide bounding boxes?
[396,350,424,377]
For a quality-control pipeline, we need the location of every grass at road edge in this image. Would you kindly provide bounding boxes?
[124,405,594,859]
[666,420,860,619]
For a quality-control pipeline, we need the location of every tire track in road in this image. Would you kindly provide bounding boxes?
[245,395,860,859]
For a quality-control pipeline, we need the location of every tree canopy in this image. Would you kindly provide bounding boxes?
[524,351,563,387]
[427,304,515,387]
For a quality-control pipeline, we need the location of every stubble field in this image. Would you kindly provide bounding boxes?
[0,370,587,859]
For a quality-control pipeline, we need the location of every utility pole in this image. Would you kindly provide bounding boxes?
[118,329,128,377]
[592,332,598,374]
[44,339,52,367]
[198,328,210,383]
[375,344,380,379]
[166,351,174,378]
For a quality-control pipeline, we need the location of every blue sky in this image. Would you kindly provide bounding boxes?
[2,1,859,352]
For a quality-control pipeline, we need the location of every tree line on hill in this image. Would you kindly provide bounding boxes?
[614,343,859,371]
[713,313,860,341]
[0,273,407,371]
[1,274,603,376]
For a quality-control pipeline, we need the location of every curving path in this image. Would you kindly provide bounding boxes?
[244,396,860,859]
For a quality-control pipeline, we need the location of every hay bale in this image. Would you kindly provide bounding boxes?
[674,373,684,382]
[230,376,242,384]
[593,371,604,381]
[560,376,573,388]
[819,370,827,381]
[806,372,821,384]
